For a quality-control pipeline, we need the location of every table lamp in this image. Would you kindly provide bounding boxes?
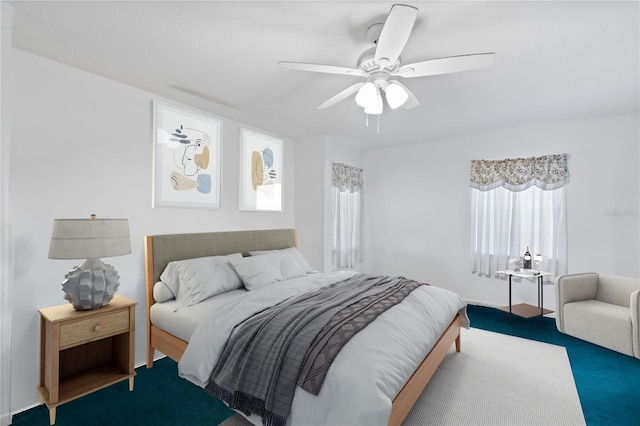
[48,215,131,310]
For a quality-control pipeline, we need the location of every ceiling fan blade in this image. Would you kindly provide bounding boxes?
[278,61,365,77]
[388,80,420,109]
[375,4,418,67]
[317,82,365,109]
[394,53,495,78]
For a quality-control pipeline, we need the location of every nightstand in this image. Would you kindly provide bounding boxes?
[38,294,136,425]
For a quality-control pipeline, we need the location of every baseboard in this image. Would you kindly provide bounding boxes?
[464,298,503,309]
[137,354,168,369]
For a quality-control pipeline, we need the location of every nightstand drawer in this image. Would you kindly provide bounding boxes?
[59,310,130,348]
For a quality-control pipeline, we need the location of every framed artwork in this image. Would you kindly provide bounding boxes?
[239,128,283,211]
[152,102,222,209]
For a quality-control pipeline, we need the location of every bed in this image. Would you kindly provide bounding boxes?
[144,229,465,426]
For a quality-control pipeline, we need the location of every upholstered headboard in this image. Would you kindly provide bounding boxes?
[145,229,297,284]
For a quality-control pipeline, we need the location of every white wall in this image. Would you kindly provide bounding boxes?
[294,135,326,271]
[364,113,640,309]
[8,50,296,412]
[295,135,364,272]
[0,4,13,425]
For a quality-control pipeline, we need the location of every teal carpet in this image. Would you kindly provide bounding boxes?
[12,305,640,425]
[466,304,640,426]
[11,357,235,425]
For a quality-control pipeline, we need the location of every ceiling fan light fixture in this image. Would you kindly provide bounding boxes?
[363,91,383,115]
[385,82,409,109]
[355,81,378,108]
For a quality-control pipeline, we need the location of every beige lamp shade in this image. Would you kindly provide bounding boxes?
[48,218,131,259]
[48,217,131,310]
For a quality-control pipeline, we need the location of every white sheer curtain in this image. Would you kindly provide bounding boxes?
[470,154,568,278]
[332,163,362,270]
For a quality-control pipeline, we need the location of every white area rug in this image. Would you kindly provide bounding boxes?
[402,327,586,425]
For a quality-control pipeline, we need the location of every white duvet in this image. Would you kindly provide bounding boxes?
[179,271,467,426]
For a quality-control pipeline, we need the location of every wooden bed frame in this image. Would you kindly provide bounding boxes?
[144,229,461,426]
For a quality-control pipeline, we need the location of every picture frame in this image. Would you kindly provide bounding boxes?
[152,102,222,209]
[239,128,283,211]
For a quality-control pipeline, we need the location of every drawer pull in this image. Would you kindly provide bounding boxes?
[93,324,102,332]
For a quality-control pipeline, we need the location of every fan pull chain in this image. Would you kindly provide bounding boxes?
[363,113,381,132]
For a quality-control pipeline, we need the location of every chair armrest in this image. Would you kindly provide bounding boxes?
[631,289,639,359]
[555,273,599,303]
[555,273,599,332]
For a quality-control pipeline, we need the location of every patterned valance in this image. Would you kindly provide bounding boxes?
[332,162,363,192]
[470,153,569,192]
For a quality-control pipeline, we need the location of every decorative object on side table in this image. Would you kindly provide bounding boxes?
[534,253,543,272]
[508,257,523,272]
[523,246,532,270]
[48,214,131,310]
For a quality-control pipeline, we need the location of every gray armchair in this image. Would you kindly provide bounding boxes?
[555,273,639,359]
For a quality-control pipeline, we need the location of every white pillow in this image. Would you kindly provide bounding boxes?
[160,253,243,311]
[249,247,316,274]
[153,281,176,303]
[159,265,181,300]
[231,251,306,290]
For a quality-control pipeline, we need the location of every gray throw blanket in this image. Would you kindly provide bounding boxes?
[205,274,425,426]
[297,276,422,394]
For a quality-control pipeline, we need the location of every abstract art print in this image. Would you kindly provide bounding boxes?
[152,102,222,209]
[239,128,283,211]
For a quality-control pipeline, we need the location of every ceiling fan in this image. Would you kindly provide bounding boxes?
[278,4,495,115]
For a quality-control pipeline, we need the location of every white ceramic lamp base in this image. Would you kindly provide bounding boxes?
[61,258,120,310]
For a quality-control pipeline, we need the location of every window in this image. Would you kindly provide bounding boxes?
[332,163,362,270]
[470,154,568,277]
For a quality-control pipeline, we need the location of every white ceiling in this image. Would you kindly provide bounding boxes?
[8,1,640,149]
